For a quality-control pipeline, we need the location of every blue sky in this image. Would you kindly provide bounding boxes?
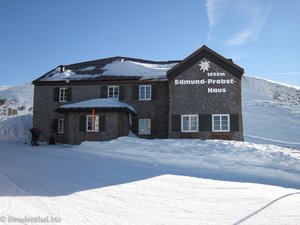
[1,0,300,86]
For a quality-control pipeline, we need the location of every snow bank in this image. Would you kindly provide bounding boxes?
[0,114,32,143]
[77,137,300,188]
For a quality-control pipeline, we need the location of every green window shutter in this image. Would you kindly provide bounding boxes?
[53,88,59,102]
[199,114,212,131]
[99,115,106,132]
[79,115,86,132]
[132,85,139,100]
[151,118,158,137]
[131,115,138,134]
[100,86,108,98]
[67,87,72,101]
[230,114,239,131]
[119,86,125,100]
[52,119,58,133]
[171,115,181,132]
[151,84,157,100]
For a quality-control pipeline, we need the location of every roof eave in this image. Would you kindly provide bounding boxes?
[55,107,136,115]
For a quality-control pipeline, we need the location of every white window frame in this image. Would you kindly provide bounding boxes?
[59,88,67,102]
[138,118,151,135]
[181,115,198,133]
[139,85,151,101]
[58,118,64,134]
[86,115,99,132]
[108,86,119,100]
[212,114,230,132]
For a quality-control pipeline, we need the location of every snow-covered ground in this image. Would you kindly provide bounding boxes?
[0,139,300,225]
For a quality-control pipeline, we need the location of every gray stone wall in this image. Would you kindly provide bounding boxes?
[168,57,243,140]
[33,81,169,144]
[122,82,169,138]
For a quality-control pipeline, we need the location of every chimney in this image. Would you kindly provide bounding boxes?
[59,65,65,73]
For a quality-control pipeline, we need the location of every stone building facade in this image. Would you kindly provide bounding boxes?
[32,45,244,144]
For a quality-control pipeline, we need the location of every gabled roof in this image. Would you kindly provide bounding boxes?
[33,45,243,84]
[167,45,244,80]
[33,56,179,84]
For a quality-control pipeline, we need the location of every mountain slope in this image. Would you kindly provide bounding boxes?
[0,83,33,120]
[242,76,300,147]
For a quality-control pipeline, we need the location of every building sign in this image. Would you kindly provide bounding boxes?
[174,60,236,93]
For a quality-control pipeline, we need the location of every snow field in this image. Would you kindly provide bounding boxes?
[0,141,299,225]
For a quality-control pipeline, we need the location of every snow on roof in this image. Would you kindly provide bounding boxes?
[36,57,179,82]
[41,68,102,81]
[60,98,136,112]
[102,60,178,79]
[78,66,97,72]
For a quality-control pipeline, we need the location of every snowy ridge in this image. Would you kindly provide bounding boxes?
[0,86,10,91]
[243,76,300,115]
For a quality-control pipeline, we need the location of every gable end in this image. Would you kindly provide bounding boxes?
[167,45,244,80]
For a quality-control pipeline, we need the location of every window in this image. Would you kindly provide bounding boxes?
[86,115,99,132]
[139,85,151,100]
[212,114,230,132]
[181,115,198,133]
[58,118,64,134]
[59,88,67,102]
[108,86,119,99]
[139,119,151,135]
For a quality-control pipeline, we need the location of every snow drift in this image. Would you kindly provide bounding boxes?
[0,114,32,142]
[78,137,300,188]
